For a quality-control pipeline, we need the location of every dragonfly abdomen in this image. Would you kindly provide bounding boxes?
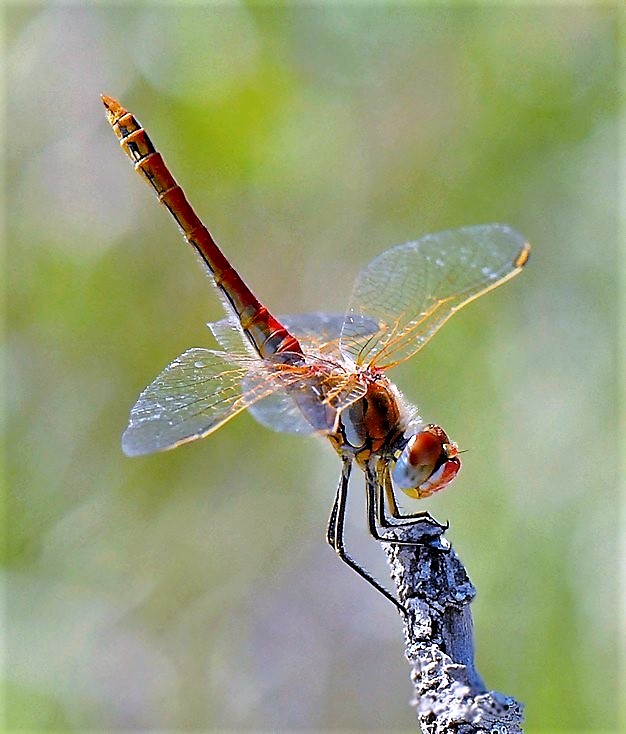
[101,95,302,362]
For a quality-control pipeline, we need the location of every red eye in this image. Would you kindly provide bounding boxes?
[391,423,461,498]
[407,429,443,470]
[429,456,461,492]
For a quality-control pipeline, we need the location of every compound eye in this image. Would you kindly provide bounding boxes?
[391,424,461,499]
[417,455,461,498]
[407,429,443,470]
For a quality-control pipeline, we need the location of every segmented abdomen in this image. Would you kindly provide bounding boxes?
[102,95,302,361]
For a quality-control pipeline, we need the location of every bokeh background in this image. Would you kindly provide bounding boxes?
[5,3,621,732]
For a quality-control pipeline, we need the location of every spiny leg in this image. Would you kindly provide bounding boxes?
[326,458,407,615]
[325,473,340,548]
[365,464,434,545]
[382,465,443,526]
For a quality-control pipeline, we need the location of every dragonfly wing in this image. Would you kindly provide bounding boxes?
[247,366,368,435]
[210,311,379,359]
[320,373,368,411]
[122,348,292,456]
[207,312,350,434]
[208,310,257,358]
[280,312,379,355]
[339,224,530,368]
[247,389,324,434]
[202,313,376,437]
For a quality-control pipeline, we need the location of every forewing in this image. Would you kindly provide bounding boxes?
[340,224,530,368]
[122,348,294,456]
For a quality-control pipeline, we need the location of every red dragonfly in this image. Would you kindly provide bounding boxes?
[103,95,530,614]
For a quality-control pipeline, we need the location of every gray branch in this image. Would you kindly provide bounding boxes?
[382,519,524,733]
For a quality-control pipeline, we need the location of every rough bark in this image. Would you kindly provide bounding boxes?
[382,519,524,733]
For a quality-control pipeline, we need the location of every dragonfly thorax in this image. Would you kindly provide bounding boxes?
[331,375,405,460]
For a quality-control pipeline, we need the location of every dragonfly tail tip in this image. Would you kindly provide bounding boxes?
[100,94,125,122]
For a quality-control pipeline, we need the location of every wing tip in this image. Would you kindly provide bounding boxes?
[121,428,148,457]
[514,241,532,269]
[483,223,531,270]
[121,424,170,457]
[122,423,211,457]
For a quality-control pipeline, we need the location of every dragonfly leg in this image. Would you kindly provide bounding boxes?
[382,466,446,527]
[365,463,424,528]
[326,458,408,615]
[376,468,399,527]
[365,464,446,544]
[325,472,340,548]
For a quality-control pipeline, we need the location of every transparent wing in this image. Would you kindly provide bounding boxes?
[339,224,530,368]
[247,367,368,434]
[207,311,257,358]
[122,348,369,453]
[209,311,378,359]
[243,313,375,433]
[281,312,379,355]
[122,348,306,456]
[247,389,323,434]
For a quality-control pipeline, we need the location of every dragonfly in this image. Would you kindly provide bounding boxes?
[102,95,530,615]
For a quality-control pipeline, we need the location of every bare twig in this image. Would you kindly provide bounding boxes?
[382,519,524,733]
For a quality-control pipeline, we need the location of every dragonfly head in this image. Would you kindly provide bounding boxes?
[390,424,461,499]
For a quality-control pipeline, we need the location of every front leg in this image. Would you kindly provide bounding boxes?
[382,465,444,525]
[366,462,446,544]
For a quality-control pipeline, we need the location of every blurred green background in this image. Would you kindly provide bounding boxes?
[5,3,621,732]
